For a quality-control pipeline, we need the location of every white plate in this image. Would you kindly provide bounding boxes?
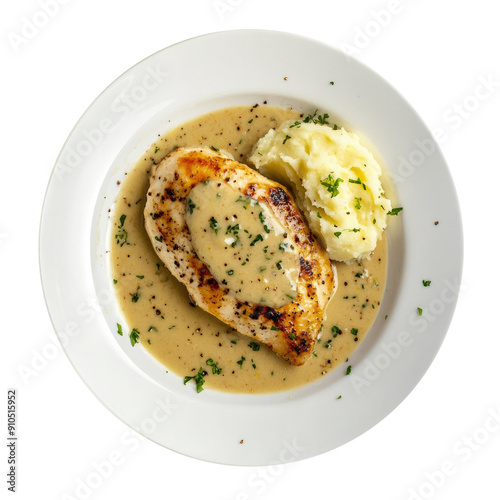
[39,30,463,465]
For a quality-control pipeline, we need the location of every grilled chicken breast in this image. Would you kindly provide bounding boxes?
[144,146,335,365]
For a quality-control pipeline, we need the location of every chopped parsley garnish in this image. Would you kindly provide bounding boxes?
[226,224,240,246]
[209,216,219,233]
[210,145,220,152]
[206,358,222,374]
[248,341,260,351]
[422,280,431,287]
[349,177,366,190]
[136,275,144,279]
[148,326,157,332]
[187,198,196,214]
[278,242,288,251]
[117,323,123,336]
[154,146,160,153]
[258,212,271,233]
[131,291,140,303]
[289,333,296,340]
[334,231,342,238]
[331,325,341,337]
[183,367,206,392]
[317,212,322,218]
[417,307,423,316]
[289,121,302,128]
[387,207,403,216]
[129,328,140,346]
[226,224,240,235]
[354,197,362,209]
[321,173,343,198]
[276,261,282,270]
[154,235,163,242]
[283,134,291,144]
[350,328,359,336]
[237,356,246,368]
[316,113,329,124]
[270,326,280,331]
[115,214,130,247]
[346,365,352,375]
[303,109,329,125]
[226,269,234,276]
[250,234,264,246]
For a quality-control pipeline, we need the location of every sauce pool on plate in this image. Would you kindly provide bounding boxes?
[110,103,387,394]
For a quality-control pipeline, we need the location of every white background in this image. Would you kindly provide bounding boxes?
[2,0,499,499]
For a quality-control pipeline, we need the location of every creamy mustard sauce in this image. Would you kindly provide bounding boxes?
[110,103,387,394]
[186,180,300,308]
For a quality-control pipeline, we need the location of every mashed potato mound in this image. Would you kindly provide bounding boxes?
[249,120,392,262]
